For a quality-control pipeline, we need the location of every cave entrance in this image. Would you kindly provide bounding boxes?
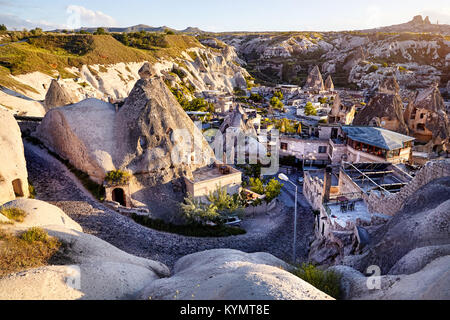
[12,179,24,198]
[112,188,126,206]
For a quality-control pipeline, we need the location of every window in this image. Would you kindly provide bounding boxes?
[420,113,425,119]
[281,142,288,151]
[417,124,426,131]
[318,146,327,154]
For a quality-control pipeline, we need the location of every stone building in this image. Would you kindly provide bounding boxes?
[280,136,331,167]
[329,126,415,164]
[403,84,450,151]
[184,162,242,201]
[0,109,30,204]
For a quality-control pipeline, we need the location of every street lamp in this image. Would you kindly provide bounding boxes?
[278,173,298,263]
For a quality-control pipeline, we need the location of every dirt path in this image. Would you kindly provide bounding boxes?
[24,141,315,269]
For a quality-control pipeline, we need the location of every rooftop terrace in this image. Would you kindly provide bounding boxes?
[191,163,240,183]
[342,162,412,194]
[326,199,391,229]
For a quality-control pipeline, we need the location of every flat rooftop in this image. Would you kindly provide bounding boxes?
[327,199,390,229]
[191,164,240,183]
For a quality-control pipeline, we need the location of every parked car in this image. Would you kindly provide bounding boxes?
[224,216,242,226]
[298,177,304,185]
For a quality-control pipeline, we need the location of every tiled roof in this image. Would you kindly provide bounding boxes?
[342,126,415,150]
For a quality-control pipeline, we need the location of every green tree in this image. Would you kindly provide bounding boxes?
[180,195,220,224]
[318,97,328,104]
[0,24,7,31]
[207,186,244,219]
[30,28,43,36]
[270,96,284,111]
[94,27,107,35]
[273,90,283,100]
[249,93,263,103]
[233,87,246,96]
[249,178,283,204]
[304,102,317,116]
[264,178,283,203]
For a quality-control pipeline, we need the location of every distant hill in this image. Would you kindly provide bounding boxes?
[357,15,450,35]
[53,25,206,34]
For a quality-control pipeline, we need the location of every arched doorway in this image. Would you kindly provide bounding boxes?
[112,188,126,206]
[12,179,24,198]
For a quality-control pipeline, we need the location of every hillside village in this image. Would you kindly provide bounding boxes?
[0,14,449,301]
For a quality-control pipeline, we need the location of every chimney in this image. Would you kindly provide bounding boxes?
[323,166,332,203]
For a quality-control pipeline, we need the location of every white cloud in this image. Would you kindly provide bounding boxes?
[0,13,65,30]
[66,5,118,29]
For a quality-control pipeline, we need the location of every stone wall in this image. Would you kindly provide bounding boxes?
[365,159,450,215]
[303,171,325,211]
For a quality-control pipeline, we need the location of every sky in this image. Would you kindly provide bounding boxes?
[1,0,449,32]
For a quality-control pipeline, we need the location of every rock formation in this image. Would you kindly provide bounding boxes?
[377,76,400,95]
[303,65,325,92]
[136,249,333,300]
[404,84,450,150]
[328,176,450,300]
[36,62,215,191]
[0,109,29,204]
[217,106,265,160]
[328,94,356,125]
[0,199,170,300]
[219,105,257,137]
[353,77,409,134]
[44,79,75,111]
[324,75,334,91]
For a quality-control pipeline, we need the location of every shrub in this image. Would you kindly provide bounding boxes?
[105,170,131,185]
[249,93,263,103]
[304,102,317,116]
[171,67,186,79]
[180,195,220,225]
[0,229,62,276]
[0,207,27,222]
[293,263,341,299]
[368,65,379,73]
[21,227,49,243]
[28,182,36,199]
[233,87,246,96]
[131,213,246,237]
[0,24,7,32]
[207,186,245,219]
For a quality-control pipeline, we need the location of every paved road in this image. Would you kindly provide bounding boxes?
[0,39,28,47]
[24,142,315,269]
